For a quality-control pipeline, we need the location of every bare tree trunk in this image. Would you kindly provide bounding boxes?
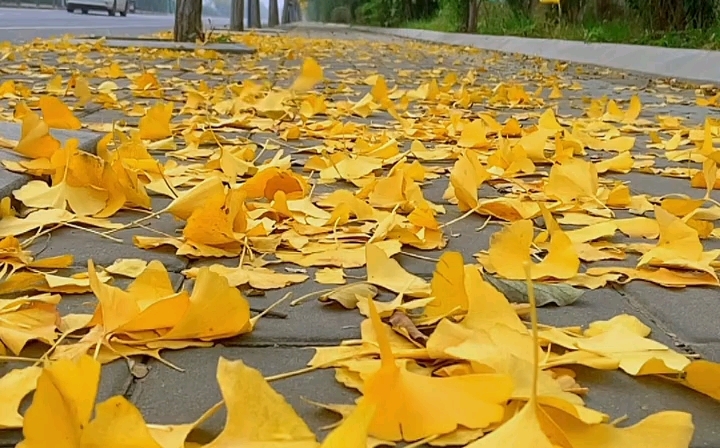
[467,0,478,32]
[230,0,244,31]
[268,0,279,26]
[281,0,289,23]
[247,0,261,27]
[174,0,203,42]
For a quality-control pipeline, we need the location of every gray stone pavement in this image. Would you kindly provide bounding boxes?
[1,25,720,447]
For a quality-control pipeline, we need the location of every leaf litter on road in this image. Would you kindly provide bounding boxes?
[0,28,718,446]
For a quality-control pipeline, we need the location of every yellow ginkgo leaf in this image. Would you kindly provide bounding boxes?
[156,266,251,340]
[320,400,377,448]
[458,119,491,149]
[421,251,467,323]
[138,102,174,140]
[38,96,81,130]
[13,111,61,159]
[545,407,694,448]
[487,219,579,280]
[544,158,601,206]
[166,176,226,221]
[0,366,42,429]
[673,360,720,400]
[638,206,718,278]
[290,57,324,92]
[362,299,513,442]
[0,293,60,354]
[366,243,430,297]
[20,355,101,448]
[203,357,318,448]
[79,396,161,448]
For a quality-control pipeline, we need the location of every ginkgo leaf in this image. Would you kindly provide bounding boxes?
[166,176,226,221]
[203,357,318,447]
[0,366,42,429]
[13,179,108,216]
[79,396,162,448]
[155,266,251,341]
[421,251,467,323]
[20,355,101,448]
[291,57,324,92]
[487,219,579,280]
[139,102,174,140]
[13,111,61,159]
[638,206,718,278]
[320,400,377,448]
[38,96,81,130]
[105,258,149,278]
[183,263,308,290]
[544,158,602,206]
[366,243,430,297]
[672,360,720,400]
[0,293,60,354]
[545,407,694,448]
[361,299,513,442]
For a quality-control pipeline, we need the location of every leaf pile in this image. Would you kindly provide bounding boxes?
[0,29,719,446]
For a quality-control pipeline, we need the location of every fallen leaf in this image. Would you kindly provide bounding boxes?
[483,274,584,307]
[203,358,318,447]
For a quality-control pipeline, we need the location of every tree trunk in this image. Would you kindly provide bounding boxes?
[268,0,279,26]
[281,0,290,24]
[457,0,470,32]
[230,0,244,31]
[248,0,261,27]
[174,0,203,42]
[467,0,478,32]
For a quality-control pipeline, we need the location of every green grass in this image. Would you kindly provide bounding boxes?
[401,2,720,50]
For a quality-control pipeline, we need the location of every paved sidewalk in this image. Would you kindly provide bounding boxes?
[0,25,719,447]
[285,22,720,84]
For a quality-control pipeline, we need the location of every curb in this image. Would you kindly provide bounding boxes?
[0,126,102,201]
[69,38,256,55]
[285,22,720,85]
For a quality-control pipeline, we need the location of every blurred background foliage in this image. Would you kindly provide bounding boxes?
[305,0,720,49]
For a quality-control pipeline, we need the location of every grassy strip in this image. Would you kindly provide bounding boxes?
[403,2,720,50]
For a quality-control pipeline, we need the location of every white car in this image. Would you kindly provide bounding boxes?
[66,0,131,16]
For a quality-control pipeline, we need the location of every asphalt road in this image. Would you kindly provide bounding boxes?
[0,7,229,41]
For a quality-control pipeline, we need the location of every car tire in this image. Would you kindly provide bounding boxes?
[119,0,128,16]
[108,0,116,16]
[81,8,88,13]
[66,6,74,12]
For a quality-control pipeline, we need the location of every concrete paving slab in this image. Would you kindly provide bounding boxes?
[24,224,188,273]
[292,23,720,84]
[538,287,682,351]
[129,346,356,443]
[0,123,102,199]
[612,172,716,200]
[69,38,256,55]
[621,282,720,353]
[577,367,720,448]
[22,196,187,272]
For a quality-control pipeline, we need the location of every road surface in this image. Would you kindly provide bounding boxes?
[0,7,229,41]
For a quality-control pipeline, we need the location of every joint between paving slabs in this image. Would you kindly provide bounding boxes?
[218,340,342,348]
[121,355,153,400]
[611,284,701,358]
